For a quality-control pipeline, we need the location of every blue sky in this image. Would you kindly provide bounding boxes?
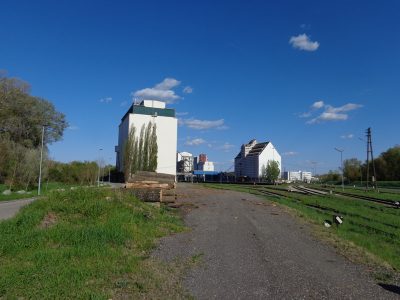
[1,0,399,173]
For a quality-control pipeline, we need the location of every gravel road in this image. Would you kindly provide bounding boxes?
[153,183,399,299]
[0,198,36,221]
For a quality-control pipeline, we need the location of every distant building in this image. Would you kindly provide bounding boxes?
[283,171,312,183]
[193,153,215,172]
[198,154,207,163]
[177,152,194,173]
[115,100,177,176]
[234,139,281,180]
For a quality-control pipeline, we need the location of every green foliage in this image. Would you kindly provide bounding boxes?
[0,188,184,299]
[263,160,280,183]
[0,75,68,147]
[122,122,158,180]
[149,123,158,171]
[0,74,67,188]
[374,145,400,181]
[343,158,362,183]
[47,161,99,185]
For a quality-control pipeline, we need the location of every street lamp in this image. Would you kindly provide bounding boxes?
[97,148,103,187]
[334,147,344,191]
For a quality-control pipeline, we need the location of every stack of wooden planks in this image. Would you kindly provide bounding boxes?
[125,171,177,204]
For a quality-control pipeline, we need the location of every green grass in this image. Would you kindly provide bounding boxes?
[0,182,83,202]
[205,183,400,271]
[0,188,186,299]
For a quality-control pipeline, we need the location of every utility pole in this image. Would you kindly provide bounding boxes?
[365,127,377,191]
[38,126,45,196]
[334,148,344,191]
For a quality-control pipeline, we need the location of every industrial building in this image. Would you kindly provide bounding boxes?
[177,152,194,173]
[115,100,177,176]
[234,139,281,180]
[283,171,312,183]
[194,153,215,172]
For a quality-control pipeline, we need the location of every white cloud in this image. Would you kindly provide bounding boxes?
[308,112,348,124]
[325,103,363,113]
[183,86,193,94]
[176,112,189,116]
[289,33,319,51]
[217,142,235,152]
[100,97,112,103]
[155,78,181,90]
[341,134,354,139]
[179,118,226,130]
[185,138,206,146]
[132,77,182,103]
[282,151,298,156]
[302,101,363,124]
[311,100,324,109]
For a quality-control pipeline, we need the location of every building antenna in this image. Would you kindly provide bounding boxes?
[365,127,377,191]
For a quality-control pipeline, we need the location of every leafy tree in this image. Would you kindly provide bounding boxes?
[263,160,280,183]
[0,75,68,147]
[343,158,362,183]
[148,123,158,172]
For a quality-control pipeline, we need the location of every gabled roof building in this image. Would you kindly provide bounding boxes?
[234,139,281,180]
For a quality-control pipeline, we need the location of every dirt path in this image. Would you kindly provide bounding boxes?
[0,198,36,221]
[153,183,398,299]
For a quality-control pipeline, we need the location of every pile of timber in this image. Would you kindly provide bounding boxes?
[125,171,177,204]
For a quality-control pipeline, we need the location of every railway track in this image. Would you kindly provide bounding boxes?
[302,186,400,208]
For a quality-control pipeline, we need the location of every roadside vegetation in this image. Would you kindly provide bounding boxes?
[205,183,400,272]
[0,187,186,299]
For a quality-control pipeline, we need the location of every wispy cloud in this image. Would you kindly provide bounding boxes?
[185,138,206,146]
[282,151,298,156]
[176,112,189,116]
[289,33,319,51]
[179,118,227,130]
[301,101,363,124]
[132,78,182,103]
[100,97,112,103]
[183,86,193,94]
[216,142,235,152]
[340,134,354,139]
[311,100,324,109]
[120,100,129,107]
[300,24,311,30]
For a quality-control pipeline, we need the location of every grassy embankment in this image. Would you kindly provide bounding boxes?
[0,188,186,299]
[205,183,400,273]
[0,182,92,201]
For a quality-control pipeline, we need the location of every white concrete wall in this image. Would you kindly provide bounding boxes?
[258,143,282,177]
[141,100,166,109]
[129,113,177,176]
[117,116,130,170]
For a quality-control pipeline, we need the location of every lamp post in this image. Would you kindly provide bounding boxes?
[97,148,103,187]
[334,147,344,191]
[38,126,45,196]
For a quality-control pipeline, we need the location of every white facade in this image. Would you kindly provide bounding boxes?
[197,161,215,172]
[116,100,177,176]
[235,139,281,179]
[283,171,312,183]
